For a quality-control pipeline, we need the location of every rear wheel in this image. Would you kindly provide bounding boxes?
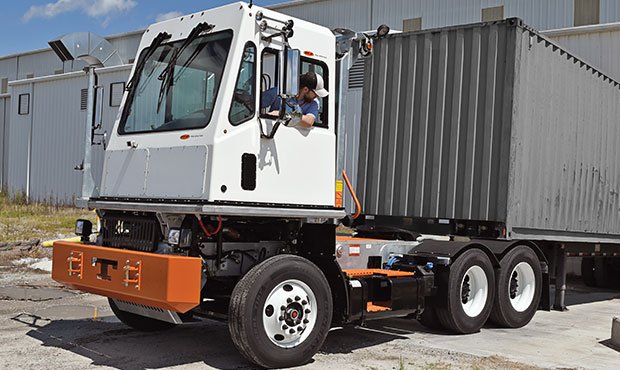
[108,299,177,332]
[594,257,620,289]
[436,249,495,334]
[228,254,333,368]
[489,246,542,328]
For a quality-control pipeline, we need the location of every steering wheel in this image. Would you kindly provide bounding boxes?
[233,89,254,112]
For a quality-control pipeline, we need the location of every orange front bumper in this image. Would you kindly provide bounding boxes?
[52,241,201,313]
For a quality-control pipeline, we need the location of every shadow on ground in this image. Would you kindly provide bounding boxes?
[11,281,620,370]
[13,312,414,370]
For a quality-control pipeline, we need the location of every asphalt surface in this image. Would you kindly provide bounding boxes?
[0,265,619,370]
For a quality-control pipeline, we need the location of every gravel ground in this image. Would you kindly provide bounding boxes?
[0,250,618,370]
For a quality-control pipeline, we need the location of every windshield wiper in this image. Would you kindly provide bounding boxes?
[156,22,215,114]
[125,32,171,93]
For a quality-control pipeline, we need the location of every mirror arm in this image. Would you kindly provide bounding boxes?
[259,117,285,139]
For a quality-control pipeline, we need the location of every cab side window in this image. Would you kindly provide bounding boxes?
[229,42,257,125]
[260,48,279,117]
[301,58,328,128]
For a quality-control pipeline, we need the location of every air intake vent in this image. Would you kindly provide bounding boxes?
[80,89,88,110]
[348,57,366,89]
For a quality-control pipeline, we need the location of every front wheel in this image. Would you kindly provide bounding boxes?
[228,254,333,368]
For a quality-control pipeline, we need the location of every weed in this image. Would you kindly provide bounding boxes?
[0,191,94,243]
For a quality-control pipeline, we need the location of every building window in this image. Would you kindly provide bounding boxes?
[482,6,504,22]
[80,89,88,110]
[25,73,34,79]
[574,0,600,26]
[110,82,125,107]
[403,17,422,32]
[54,69,64,75]
[18,94,30,115]
[0,78,8,94]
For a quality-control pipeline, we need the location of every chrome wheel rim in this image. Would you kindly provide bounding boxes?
[263,279,317,348]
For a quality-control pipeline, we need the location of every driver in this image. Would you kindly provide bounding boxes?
[260,71,329,128]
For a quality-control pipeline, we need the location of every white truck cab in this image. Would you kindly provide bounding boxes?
[98,2,339,213]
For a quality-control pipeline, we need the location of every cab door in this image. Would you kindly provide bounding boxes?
[254,48,335,207]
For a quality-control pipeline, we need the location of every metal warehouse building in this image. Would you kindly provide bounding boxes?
[2,0,620,205]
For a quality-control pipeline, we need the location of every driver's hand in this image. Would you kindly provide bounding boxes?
[285,111,302,127]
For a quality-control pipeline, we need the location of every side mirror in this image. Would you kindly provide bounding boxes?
[282,48,300,96]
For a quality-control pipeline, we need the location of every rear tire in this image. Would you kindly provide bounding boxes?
[594,257,619,289]
[489,246,542,328]
[108,299,177,332]
[228,254,333,368]
[581,257,597,287]
[436,249,495,334]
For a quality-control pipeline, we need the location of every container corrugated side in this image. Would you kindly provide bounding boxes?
[357,20,518,222]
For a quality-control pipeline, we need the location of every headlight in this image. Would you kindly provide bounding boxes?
[179,229,193,248]
[168,229,181,246]
[75,219,93,236]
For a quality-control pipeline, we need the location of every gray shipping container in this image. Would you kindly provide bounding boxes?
[357,18,620,243]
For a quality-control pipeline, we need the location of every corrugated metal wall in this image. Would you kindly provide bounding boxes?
[508,29,620,238]
[545,23,620,82]
[272,0,620,32]
[7,83,32,197]
[357,18,620,240]
[357,21,517,221]
[7,66,130,204]
[27,73,87,204]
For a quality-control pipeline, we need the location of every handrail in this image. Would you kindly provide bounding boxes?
[342,169,361,220]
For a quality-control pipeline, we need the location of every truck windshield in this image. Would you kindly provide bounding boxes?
[119,30,233,134]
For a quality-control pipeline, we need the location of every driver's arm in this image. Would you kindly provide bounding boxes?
[299,100,319,128]
[299,113,315,127]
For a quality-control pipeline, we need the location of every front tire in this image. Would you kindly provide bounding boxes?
[489,246,542,328]
[436,249,495,334]
[228,254,333,368]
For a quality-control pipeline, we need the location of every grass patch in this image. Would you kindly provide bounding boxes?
[0,191,95,243]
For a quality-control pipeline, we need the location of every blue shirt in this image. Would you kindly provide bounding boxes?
[261,87,320,118]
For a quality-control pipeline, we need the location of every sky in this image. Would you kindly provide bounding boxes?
[0,0,284,57]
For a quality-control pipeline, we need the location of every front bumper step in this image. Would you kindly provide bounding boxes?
[52,242,201,313]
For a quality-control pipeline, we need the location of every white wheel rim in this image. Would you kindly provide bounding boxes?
[460,266,488,317]
[262,279,317,348]
[509,262,536,312]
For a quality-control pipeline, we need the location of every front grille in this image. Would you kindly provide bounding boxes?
[102,214,161,252]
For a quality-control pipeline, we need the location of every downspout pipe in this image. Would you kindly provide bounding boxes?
[48,32,122,207]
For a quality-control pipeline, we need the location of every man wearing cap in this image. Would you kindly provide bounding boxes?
[260,71,329,128]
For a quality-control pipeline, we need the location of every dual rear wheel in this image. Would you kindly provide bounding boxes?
[420,246,542,333]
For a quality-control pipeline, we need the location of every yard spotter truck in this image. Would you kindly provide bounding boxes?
[51,2,620,368]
